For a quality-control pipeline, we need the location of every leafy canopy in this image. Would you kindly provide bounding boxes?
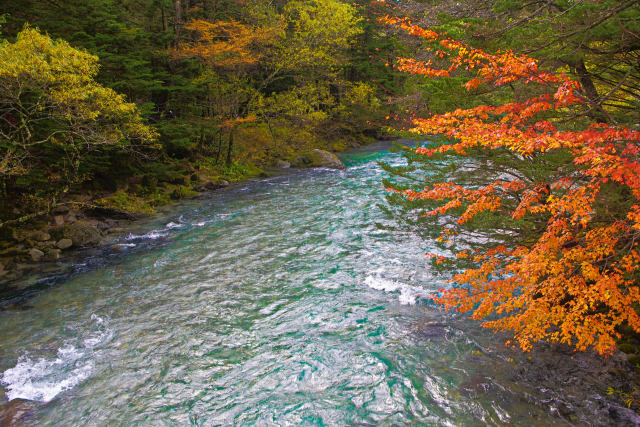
[0,27,155,179]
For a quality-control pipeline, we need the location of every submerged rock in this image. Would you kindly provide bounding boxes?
[292,149,345,169]
[0,398,36,426]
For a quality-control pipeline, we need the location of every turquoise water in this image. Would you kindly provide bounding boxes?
[0,142,637,425]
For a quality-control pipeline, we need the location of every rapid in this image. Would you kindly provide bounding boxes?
[0,142,637,425]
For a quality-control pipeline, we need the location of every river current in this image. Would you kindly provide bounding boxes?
[0,142,638,425]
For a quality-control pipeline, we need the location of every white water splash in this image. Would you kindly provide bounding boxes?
[1,315,112,403]
[125,229,168,241]
[364,275,425,305]
[1,346,94,403]
[165,221,184,229]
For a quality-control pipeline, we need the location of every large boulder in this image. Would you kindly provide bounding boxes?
[292,149,345,169]
[50,222,102,247]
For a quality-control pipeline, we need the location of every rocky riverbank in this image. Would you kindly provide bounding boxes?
[0,149,346,296]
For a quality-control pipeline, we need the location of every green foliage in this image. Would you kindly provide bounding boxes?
[0,26,156,216]
[0,0,400,223]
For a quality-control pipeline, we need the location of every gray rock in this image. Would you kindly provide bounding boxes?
[292,149,345,169]
[35,240,54,251]
[53,215,65,226]
[28,248,44,262]
[311,149,345,169]
[195,180,230,192]
[30,231,51,242]
[46,248,62,260]
[56,238,73,250]
[52,222,102,247]
[276,160,291,168]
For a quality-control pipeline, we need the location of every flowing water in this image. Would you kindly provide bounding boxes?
[1,142,638,425]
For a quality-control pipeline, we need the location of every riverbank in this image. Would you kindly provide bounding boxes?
[1,142,639,425]
[0,145,354,297]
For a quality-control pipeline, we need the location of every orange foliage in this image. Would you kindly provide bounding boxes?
[173,19,278,68]
[383,16,640,355]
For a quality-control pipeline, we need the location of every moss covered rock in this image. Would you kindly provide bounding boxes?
[50,222,102,247]
[291,149,345,169]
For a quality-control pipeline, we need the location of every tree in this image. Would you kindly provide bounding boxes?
[0,27,155,212]
[382,16,640,355]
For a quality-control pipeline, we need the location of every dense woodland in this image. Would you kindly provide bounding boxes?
[2,0,640,365]
[0,0,404,223]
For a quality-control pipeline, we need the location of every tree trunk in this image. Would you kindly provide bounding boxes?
[226,128,234,166]
[173,0,182,48]
[215,129,222,164]
[570,58,609,123]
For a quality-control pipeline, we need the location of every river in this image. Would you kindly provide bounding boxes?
[0,142,638,425]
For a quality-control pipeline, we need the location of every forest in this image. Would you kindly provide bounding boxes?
[0,0,401,222]
[2,0,640,420]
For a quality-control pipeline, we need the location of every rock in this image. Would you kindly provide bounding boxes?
[46,248,62,260]
[35,241,54,251]
[28,248,44,262]
[275,160,291,168]
[0,398,36,426]
[10,229,26,243]
[105,227,126,235]
[51,222,102,247]
[83,206,142,221]
[53,215,65,226]
[94,221,111,232]
[30,231,50,242]
[311,149,346,169]
[194,180,229,192]
[56,238,73,250]
[291,149,345,169]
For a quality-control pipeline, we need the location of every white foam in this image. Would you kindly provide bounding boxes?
[125,229,168,241]
[115,243,136,248]
[165,221,184,229]
[1,315,113,403]
[258,299,288,315]
[1,346,94,402]
[364,275,425,305]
